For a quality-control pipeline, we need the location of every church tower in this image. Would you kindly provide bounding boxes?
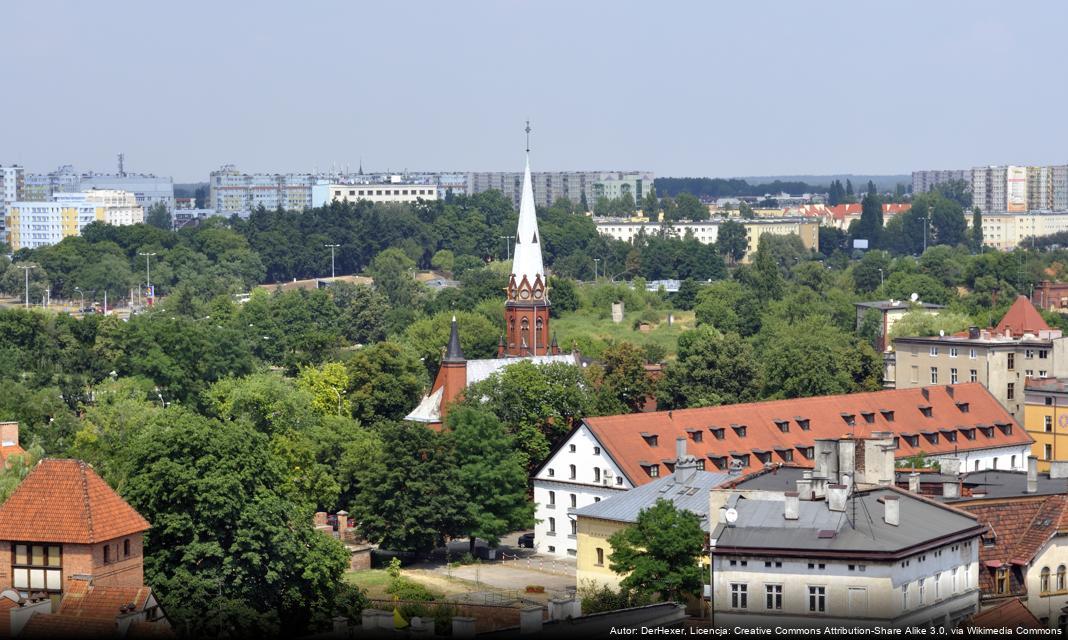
[500,122,557,358]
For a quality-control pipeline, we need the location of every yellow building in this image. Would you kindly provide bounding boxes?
[1024,378,1068,472]
[6,190,142,250]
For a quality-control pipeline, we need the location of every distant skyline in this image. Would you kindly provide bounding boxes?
[5,0,1068,182]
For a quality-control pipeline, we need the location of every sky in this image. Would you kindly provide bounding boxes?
[4,1,1068,182]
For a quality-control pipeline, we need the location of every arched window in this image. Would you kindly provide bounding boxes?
[1058,565,1066,591]
[520,318,530,348]
[1011,455,1017,468]
[1042,567,1051,594]
[536,316,544,348]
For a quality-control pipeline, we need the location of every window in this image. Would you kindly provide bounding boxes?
[548,517,556,533]
[616,477,623,486]
[730,583,748,609]
[1040,349,1050,359]
[1027,349,1035,359]
[691,431,703,443]
[951,368,958,384]
[570,520,577,536]
[548,468,555,477]
[593,468,601,482]
[935,572,941,600]
[569,444,576,453]
[910,365,919,384]
[1046,444,1054,460]
[593,446,601,455]
[648,465,660,478]
[969,348,977,359]
[548,491,556,506]
[1007,383,1015,400]
[594,497,601,502]
[930,367,938,384]
[596,548,604,566]
[930,346,939,356]
[970,369,978,383]
[765,584,783,610]
[123,539,130,558]
[1058,566,1066,591]
[570,494,577,508]
[1041,370,1048,377]
[1046,416,1054,433]
[696,460,705,470]
[569,464,576,479]
[995,569,1009,594]
[950,347,959,358]
[1042,567,1051,594]
[1008,353,1015,370]
[12,544,61,592]
[902,584,909,610]
[808,586,826,612]
[919,579,926,604]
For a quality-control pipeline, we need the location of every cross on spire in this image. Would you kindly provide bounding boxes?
[525,120,531,153]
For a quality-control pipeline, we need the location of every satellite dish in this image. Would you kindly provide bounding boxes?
[725,508,738,524]
[939,330,945,337]
[910,292,919,302]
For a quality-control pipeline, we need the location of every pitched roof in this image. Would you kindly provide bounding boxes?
[19,612,117,638]
[58,580,153,619]
[510,152,545,285]
[584,383,1030,486]
[0,459,149,543]
[573,468,731,532]
[958,495,1068,594]
[969,597,1042,629]
[995,295,1051,337]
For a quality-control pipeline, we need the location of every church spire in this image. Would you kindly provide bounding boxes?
[444,315,465,363]
[510,121,546,296]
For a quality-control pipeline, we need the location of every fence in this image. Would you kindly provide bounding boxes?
[498,552,573,576]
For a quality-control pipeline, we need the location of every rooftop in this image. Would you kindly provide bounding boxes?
[855,300,945,311]
[1024,377,1068,394]
[995,295,1052,337]
[573,467,730,532]
[0,459,150,544]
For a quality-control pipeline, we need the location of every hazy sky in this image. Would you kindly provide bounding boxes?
[5,1,1068,182]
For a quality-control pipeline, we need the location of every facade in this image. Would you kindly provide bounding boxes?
[912,169,971,195]
[6,190,144,250]
[78,173,175,212]
[593,217,819,262]
[974,211,1068,250]
[466,170,654,211]
[855,300,945,353]
[969,164,1068,214]
[0,166,24,245]
[890,296,1068,422]
[1033,281,1068,314]
[23,165,79,201]
[532,382,1031,557]
[209,165,315,213]
[1024,378,1068,471]
[311,183,438,207]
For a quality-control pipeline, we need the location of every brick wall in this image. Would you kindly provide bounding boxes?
[0,533,145,593]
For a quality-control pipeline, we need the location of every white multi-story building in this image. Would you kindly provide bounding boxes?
[209,166,316,213]
[593,217,819,262]
[974,211,1068,250]
[467,170,654,211]
[6,190,143,250]
[0,166,24,246]
[311,183,438,207]
[78,174,175,212]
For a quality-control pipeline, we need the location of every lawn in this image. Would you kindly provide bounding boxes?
[552,308,694,360]
[345,568,478,600]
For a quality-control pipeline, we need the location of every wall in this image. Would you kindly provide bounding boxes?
[1025,534,1068,628]
[0,533,144,593]
[575,517,625,590]
[1023,394,1068,472]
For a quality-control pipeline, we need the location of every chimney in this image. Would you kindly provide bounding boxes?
[676,437,687,461]
[883,495,900,526]
[0,422,17,447]
[673,437,699,482]
[908,472,920,494]
[336,510,349,541]
[942,481,959,499]
[1050,461,1068,479]
[968,326,980,339]
[1027,456,1039,494]
[838,438,856,483]
[827,484,848,512]
[938,458,961,477]
[784,491,799,520]
[519,606,543,635]
[796,475,814,501]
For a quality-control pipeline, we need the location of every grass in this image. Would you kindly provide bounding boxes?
[552,308,694,359]
[345,569,395,599]
[345,568,478,600]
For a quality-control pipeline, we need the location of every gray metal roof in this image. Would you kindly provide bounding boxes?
[731,466,808,491]
[957,470,1068,501]
[712,488,978,554]
[573,468,731,532]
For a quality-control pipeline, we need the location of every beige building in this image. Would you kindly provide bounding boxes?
[890,297,1068,423]
[593,217,818,262]
[856,300,945,353]
[973,211,1068,251]
[311,183,438,207]
[6,189,144,250]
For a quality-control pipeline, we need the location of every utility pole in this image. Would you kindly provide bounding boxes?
[922,216,929,254]
[594,258,601,280]
[74,286,84,311]
[498,235,514,261]
[17,265,35,309]
[324,244,340,279]
[138,252,156,305]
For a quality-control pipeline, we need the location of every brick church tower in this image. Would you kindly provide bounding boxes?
[499,123,559,358]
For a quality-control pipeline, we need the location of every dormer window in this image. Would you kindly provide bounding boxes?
[996,423,1014,436]
[640,462,660,478]
[880,409,894,422]
[710,427,725,440]
[641,433,659,447]
[795,417,811,431]
[956,402,970,413]
[754,451,771,464]
[960,428,976,440]
[861,411,875,424]
[732,453,751,467]
[979,425,995,438]
[731,424,747,437]
[778,449,794,462]
[904,434,920,447]
[840,413,856,426]
[940,429,957,443]
[708,455,728,470]
[919,405,933,418]
[922,431,939,445]
[774,419,789,433]
[795,446,814,459]
[686,428,703,443]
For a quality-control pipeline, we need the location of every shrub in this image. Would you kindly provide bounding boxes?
[387,577,437,602]
[577,579,653,614]
[386,556,402,579]
[525,585,545,594]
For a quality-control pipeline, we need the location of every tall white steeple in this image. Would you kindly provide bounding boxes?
[510,121,546,295]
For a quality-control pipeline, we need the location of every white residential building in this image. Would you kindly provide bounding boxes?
[6,190,143,250]
[311,183,438,207]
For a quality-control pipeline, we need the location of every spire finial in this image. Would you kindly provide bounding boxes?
[525,120,531,153]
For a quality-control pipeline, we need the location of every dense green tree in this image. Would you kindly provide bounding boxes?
[971,207,984,253]
[587,341,655,414]
[332,283,390,345]
[672,193,708,221]
[716,220,747,265]
[852,251,892,293]
[641,188,658,218]
[855,191,882,247]
[758,317,882,399]
[607,499,704,602]
[548,277,580,317]
[344,341,426,423]
[738,202,756,219]
[401,310,498,376]
[369,248,423,308]
[145,203,173,230]
[658,326,761,409]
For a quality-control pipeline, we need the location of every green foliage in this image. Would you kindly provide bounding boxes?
[0,443,44,504]
[757,316,882,399]
[716,220,747,264]
[586,341,655,414]
[343,342,426,423]
[607,499,705,602]
[577,579,654,615]
[659,326,761,409]
[386,577,438,602]
[145,203,172,231]
[888,309,974,339]
[386,557,402,579]
[402,310,498,376]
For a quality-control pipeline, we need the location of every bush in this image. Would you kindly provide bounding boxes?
[577,579,654,614]
[335,583,369,621]
[386,556,402,579]
[525,585,545,593]
[387,577,438,602]
[432,603,458,635]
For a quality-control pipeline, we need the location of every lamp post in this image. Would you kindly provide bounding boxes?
[74,286,85,311]
[138,252,156,304]
[324,244,340,279]
[499,235,514,261]
[593,258,600,280]
[16,264,35,309]
[878,268,884,287]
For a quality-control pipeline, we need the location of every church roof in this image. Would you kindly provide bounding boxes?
[995,295,1050,337]
[511,153,545,287]
[466,354,581,387]
[444,316,465,363]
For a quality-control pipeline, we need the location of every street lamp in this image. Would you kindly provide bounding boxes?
[16,264,35,309]
[498,235,515,261]
[138,252,156,304]
[324,244,340,279]
[74,287,85,310]
[593,258,600,280]
[878,268,884,287]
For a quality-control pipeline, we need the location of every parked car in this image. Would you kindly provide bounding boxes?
[518,532,535,548]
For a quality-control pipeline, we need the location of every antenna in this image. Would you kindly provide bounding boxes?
[118,153,125,177]
[525,120,531,153]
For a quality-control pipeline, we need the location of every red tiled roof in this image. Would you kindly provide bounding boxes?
[584,383,1030,486]
[59,581,153,619]
[959,495,1068,594]
[968,597,1042,629]
[995,296,1051,337]
[19,612,117,638]
[0,459,149,544]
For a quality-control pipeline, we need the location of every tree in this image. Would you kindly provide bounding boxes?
[658,326,761,409]
[758,316,882,399]
[855,191,882,248]
[344,341,426,424]
[751,236,785,301]
[350,421,466,552]
[369,248,423,308]
[738,202,755,219]
[447,406,533,552]
[297,362,352,417]
[971,207,984,253]
[672,193,708,221]
[607,499,704,602]
[548,277,579,317]
[587,341,655,414]
[641,188,658,218]
[673,278,700,310]
[145,203,172,231]
[402,311,498,377]
[333,283,390,345]
[852,251,891,293]
[716,220,747,265]
[431,249,455,274]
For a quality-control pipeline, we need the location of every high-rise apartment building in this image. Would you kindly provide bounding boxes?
[0,166,24,246]
[6,190,144,250]
[466,170,655,210]
[78,174,175,212]
[911,169,970,194]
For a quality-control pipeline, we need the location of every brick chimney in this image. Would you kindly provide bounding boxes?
[0,422,18,447]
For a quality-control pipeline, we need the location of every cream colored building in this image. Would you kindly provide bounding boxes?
[311,183,438,207]
[974,211,1068,250]
[593,217,819,262]
[6,190,143,250]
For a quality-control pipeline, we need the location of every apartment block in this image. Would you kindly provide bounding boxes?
[912,169,970,194]
[311,183,438,207]
[593,217,818,262]
[467,170,654,211]
[6,190,144,250]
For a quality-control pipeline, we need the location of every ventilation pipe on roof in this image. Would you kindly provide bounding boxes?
[1027,456,1039,494]
[784,491,799,520]
[675,437,686,461]
[942,480,959,499]
[827,484,848,512]
[883,495,900,526]
[908,472,920,494]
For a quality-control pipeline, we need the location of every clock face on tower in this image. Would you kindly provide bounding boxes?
[520,289,530,300]
[533,289,543,300]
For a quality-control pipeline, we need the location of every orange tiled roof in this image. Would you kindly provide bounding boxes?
[18,612,116,638]
[59,582,153,619]
[959,495,1068,594]
[0,459,149,544]
[969,597,1042,629]
[995,295,1051,337]
[584,383,1030,486]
